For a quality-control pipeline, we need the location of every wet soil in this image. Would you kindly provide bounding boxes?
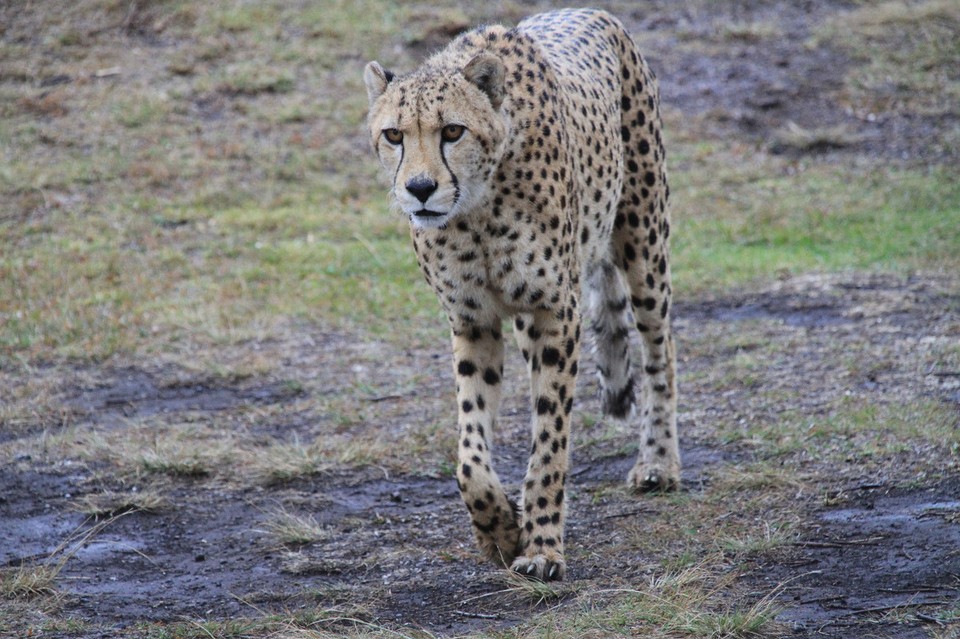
[3,273,959,637]
[618,0,959,163]
[2,0,959,637]
[763,479,960,638]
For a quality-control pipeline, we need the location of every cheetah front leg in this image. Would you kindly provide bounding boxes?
[511,309,580,581]
[451,326,521,567]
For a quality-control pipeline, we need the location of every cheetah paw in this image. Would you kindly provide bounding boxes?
[510,554,566,581]
[628,463,680,493]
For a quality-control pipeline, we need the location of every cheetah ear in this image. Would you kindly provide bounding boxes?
[463,53,505,110]
[364,61,394,105]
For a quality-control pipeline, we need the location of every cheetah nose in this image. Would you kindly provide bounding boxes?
[405,176,438,203]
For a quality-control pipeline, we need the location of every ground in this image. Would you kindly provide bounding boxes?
[1,1,958,638]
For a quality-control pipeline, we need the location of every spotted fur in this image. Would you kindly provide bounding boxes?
[364,8,679,581]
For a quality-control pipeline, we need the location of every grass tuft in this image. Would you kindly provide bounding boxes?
[262,509,330,545]
[74,488,169,515]
[0,565,58,600]
[500,569,567,604]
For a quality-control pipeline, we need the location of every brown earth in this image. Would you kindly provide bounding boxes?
[2,0,959,637]
[3,273,959,637]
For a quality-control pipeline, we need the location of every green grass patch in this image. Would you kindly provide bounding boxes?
[1,0,957,368]
[671,160,960,294]
[722,395,960,464]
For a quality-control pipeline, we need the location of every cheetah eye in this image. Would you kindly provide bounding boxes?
[383,128,403,145]
[441,124,465,143]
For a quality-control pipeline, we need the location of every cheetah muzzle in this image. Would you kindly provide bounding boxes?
[364,8,680,581]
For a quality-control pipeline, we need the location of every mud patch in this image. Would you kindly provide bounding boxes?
[759,480,960,638]
[65,368,303,424]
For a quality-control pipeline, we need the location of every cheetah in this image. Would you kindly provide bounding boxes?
[363,8,679,581]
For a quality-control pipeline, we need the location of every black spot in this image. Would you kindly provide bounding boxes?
[537,396,553,415]
[458,360,477,376]
[542,346,561,366]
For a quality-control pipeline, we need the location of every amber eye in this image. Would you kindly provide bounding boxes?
[383,128,403,145]
[441,124,465,143]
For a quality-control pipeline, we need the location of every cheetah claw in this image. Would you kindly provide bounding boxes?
[510,554,566,581]
[628,463,680,493]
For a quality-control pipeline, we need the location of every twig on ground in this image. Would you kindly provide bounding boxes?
[455,610,500,620]
[837,601,952,618]
[915,612,945,625]
[793,536,885,548]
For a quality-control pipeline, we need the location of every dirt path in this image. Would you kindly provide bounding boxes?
[3,274,958,637]
[2,0,959,637]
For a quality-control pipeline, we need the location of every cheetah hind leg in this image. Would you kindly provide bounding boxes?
[586,261,637,420]
[626,292,681,493]
[587,261,678,491]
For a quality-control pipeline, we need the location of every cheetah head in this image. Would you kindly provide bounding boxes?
[364,54,509,229]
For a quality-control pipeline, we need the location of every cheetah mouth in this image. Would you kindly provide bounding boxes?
[413,209,446,218]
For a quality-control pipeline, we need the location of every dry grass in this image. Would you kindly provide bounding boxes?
[37,421,237,479]
[1,1,958,637]
[769,121,862,153]
[262,508,330,545]
[0,565,59,600]
[243,436,349,484]
[74,487,169,515]
[505,560,782,638]
[1,513,129,602]
[821,0,960,117]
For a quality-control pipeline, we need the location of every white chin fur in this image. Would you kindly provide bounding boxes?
[409,212,451,229]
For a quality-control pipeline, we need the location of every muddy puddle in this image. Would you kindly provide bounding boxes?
[764,480,960,638]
